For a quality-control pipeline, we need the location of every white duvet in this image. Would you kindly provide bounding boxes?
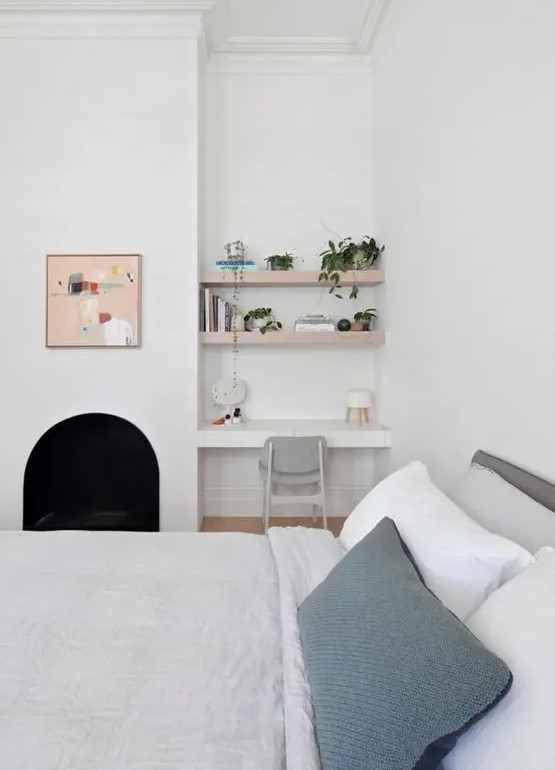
[0,528,343,770]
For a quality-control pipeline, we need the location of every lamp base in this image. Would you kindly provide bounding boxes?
[345,407,371,426]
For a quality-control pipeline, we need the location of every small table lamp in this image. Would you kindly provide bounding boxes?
[346,390,373,426]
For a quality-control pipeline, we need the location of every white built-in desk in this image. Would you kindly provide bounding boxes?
[196,420,392,449]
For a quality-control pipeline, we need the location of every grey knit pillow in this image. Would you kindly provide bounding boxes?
[299,517,512,770]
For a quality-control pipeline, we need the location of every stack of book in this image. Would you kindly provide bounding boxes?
[213,260,258,272]
[294,314,336,332]
[200,288,233,332]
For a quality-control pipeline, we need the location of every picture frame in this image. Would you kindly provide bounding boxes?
[46,254,141,348]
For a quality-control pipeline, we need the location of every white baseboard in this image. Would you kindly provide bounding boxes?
[202,486,365,518]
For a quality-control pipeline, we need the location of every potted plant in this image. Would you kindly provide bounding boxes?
[264,252,299,271]
[352,308,377,332]
[224,240,247,261]
[318,235,385,298]
[244,307,283,335]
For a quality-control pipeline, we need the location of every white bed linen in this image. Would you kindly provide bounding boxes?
[0,528,342,770]
[268,527,345,770]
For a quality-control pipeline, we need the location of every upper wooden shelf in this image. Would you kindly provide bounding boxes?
[200,269,385,288]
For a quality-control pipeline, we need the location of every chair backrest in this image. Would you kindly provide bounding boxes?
[262,435,327,475]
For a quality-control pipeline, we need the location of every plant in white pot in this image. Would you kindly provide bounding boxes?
[224,240,247,261]
[264,252,301,271]
[318,235,385,299]
[244,307,283,334]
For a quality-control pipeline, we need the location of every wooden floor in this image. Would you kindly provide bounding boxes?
[201,516,346,538]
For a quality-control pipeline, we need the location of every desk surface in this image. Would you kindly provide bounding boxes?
[197,419,392,449]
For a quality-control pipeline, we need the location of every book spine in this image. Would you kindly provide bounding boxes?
[204,288,210,332]
[199,288,205,332]
[218,298,224,332]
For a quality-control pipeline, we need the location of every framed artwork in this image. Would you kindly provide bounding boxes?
[46,254,141,348]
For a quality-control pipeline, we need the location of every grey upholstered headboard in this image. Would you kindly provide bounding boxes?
[472,451,555,514]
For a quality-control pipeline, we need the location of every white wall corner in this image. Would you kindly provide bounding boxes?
[356,0,392,52]
[0,0,218,38]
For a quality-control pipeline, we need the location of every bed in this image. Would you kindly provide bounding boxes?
[0,450,554,770]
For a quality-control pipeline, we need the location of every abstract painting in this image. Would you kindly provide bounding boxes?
[46,254,141,348]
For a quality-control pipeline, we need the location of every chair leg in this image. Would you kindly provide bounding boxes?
[312,505,318,524]
[262,483,268,533]
[321,496,328,531]
[318,440,328,530]
[263,480,272,533]
[264,442,274,533]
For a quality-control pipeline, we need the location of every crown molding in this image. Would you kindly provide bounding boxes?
[0,1,215,9]
[208,51,372,76]
[0,0,391,50]
[215,35,358,56]
[0,0,216,38]
[357,0,391,52]
[203,0,229,52]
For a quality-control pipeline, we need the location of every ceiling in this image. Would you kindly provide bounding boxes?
[229,0,368,40]
[0,0,389,53]
[209,0,389,54]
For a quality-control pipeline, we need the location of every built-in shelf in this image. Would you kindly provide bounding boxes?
[201,331,385,345]
[200,269,385,288]
[197,419,392,449]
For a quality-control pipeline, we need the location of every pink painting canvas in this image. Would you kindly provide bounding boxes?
[46,254,141,348]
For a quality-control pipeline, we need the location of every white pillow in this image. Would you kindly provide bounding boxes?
[449,463,555,553]
[340,461,533,620]
[444,548,555,770]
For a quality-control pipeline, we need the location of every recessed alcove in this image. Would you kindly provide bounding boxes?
[24,413,159,531]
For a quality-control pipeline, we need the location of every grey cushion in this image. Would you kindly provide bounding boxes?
[298,518,513,770]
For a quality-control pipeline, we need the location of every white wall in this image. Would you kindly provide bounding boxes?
[0,37,200,530]
[201,60,381,516]
[373,0,555,487]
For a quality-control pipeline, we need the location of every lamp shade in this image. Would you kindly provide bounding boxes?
[347,389,373,408]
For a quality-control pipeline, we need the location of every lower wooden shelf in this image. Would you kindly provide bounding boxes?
[200,330,385,345]
[197,419,392,449]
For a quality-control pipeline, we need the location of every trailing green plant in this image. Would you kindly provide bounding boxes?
[264,252,299,271]
[224,240,247,261]
[244,307,283,335]
[354,308,377,330]
[318,235,385,298]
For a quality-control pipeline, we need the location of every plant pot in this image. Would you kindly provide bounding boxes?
[351,321,364,332]
[246,317,269,331]
[266,260,293,271]
[352,250,372,270]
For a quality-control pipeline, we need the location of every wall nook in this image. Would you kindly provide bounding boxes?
[24,413,159,532]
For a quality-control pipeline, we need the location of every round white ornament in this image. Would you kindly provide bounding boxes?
[212,378,247,407]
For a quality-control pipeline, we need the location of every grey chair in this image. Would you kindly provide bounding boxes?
[259,435,328,532]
